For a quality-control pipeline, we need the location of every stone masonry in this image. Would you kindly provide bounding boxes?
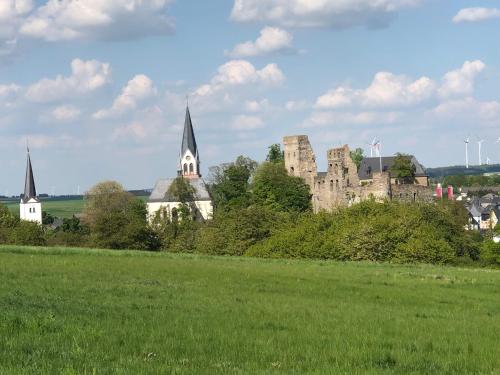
[284,135,433,212]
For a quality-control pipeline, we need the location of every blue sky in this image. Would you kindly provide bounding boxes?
[1,0,500,195]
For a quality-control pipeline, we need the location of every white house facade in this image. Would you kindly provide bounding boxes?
[147,105,213,221]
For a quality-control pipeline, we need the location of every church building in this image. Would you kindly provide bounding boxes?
[20,149,42,224]
[147,106,213,221]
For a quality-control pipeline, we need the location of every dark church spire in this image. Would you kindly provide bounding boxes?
[23,148,38,203]
[181,105,198,159]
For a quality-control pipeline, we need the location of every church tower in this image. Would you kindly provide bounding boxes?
[19,148,42,224]
[178,105,201,178]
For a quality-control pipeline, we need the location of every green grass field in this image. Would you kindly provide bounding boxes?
[0,246,499,374]
[1,196,148,219]
[2,198,85,219]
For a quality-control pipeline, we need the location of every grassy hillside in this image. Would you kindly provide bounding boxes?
[426,164,500,179]
[1,246,499,374]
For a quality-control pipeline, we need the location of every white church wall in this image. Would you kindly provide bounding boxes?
[147,200,213,222]
[20,200,42,224]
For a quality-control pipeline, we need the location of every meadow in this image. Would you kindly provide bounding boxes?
[0,246,499,374]
[2,197,85,219]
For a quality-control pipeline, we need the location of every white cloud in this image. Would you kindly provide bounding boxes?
[245,99,271,112]
[193,60,285,98]
[315,61,485,110]
[26,58,111,102]
[227,26,295,58]
[0,0,34,58]
[50,105,81,121]
[231,115,265,130]
[303,110,401,128]
[316,73,435,109]
[20,0,174,42]
[432,97,500,124]
[94,74,157,119]
[453,8,500,23]
[112,122,149,141]
[230,0,422,29]
[285,100,309,111]
[0,84,21,98]
[438,60,485,98]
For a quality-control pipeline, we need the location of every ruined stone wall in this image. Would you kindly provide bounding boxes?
[391,184,434,203]
[283,135,433,212]
[283,135,317,189]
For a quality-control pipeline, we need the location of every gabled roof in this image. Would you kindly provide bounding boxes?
[22,151,38,203]
[181,106,198,159]
[149,177,211,203]
[358,156,427,180]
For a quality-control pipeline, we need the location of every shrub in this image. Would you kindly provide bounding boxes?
[481,241,500,265]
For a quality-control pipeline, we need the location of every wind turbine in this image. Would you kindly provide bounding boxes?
[464,138,470,169]
[478,139,485,165]
[366,138,380,157]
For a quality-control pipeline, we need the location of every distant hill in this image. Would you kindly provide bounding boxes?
[426,164,500,179]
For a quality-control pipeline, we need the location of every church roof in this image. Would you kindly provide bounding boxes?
[181,106,198,158]
[22,151,38,203]
[149,177,211,203]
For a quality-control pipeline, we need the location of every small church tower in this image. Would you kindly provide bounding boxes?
[19,149,42,224]
[178,105,201,178]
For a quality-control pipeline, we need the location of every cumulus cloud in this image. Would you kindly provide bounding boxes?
[245,99,271,112]
[19,0,174,42]
[230,0,422,29]
[93,74,157,119]
[193,60,285,98]
[432,97,500,124]
[303,110,401,127]
[0,84,21,98]
[315,60,485,110]
[439,60,485,98]
[316,73,436,109]
[0,0,34,58]
[50,105,81,122]
[231,115,265,130]
[227,26,295,58]
[26,58,111,102]
[453,8,500,23]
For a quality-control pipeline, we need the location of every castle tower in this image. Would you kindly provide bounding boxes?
[20,149,42,224]
[178,105,200,178]
[283,135,317,188]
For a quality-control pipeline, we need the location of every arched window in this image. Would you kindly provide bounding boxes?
[330,180,334,192]
[290,166,295,173]
[171,207,178,222]
[183,164,188,173]
[189,163,194,173]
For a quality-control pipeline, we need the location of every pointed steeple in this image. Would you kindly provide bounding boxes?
[181,105,198,159]
[23,149,37,203]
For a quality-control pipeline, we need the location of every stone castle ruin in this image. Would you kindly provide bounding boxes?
[283,135,433,212]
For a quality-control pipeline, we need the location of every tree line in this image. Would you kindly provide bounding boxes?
[0,144,499,266]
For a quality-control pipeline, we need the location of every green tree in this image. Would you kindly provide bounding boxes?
[83,181,158,250]
[266,144,285,163]
[209,157,258,211]
[252,162,311,212]
[391,153,416,183]
[349,148,364,171]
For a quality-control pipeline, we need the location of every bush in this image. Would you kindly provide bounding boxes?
[481,241,500,265]
[196,206,290,256]
[247,200,470,264]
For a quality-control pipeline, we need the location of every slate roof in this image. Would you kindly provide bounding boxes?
[181,106,198,159]
[149,177,211,203]
[22,151,38,203]
[358,156,427,180]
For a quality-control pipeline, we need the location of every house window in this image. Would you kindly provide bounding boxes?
[290,167,295,173]
[336,180,339,188]
[189,163,194,173]
[330,180,334,191]
[183,164,188,173]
